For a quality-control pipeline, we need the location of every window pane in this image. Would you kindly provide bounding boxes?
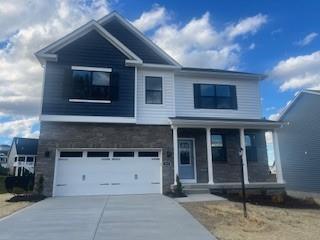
[92,72,110,86]
[146,90,162,104]
[216,97,232,109]
[211,135,223,147]
[216,85,231,97]
[73,70,91,98]
[212,148,226,162]
[26,157,33,162]
[180,151,191,164]
[245,135,252,147]
[60,152,83,158]
[138,152,159,157]
[146,77,162,91]
[18,157,25,162]
[200,97,215,108]
[87,151,109,157]
[200,85,215,97]
[113,152,134,157]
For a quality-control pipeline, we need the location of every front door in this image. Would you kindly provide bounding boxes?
[178,139,196,182]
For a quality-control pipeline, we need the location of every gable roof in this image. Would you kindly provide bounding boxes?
[35,20,142,65]
[11,138,38,155]
[278,89,320,120]
[98,12,181,66]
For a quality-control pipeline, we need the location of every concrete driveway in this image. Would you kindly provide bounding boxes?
[0,194,216,240]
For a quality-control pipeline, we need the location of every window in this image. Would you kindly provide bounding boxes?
[138,152,159,157]
[211,134,226,162]
[72,70,111,101]
[145,76,162,104]
[60,152,83,158]
[113,152,134,157]
[194,84,237,109]
[26,157,34,162]
[87,151,109,157]
[14,157,17,162]
[245,134,257,162]
[18,157,25,162]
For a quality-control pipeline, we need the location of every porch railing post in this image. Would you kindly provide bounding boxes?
[239,128,249,184]
[206,128,214,184]
[173,126,179,184]
[272,130,284,183]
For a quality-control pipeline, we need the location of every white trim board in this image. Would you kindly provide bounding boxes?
[40,115,136,124]
[71,66,112,72]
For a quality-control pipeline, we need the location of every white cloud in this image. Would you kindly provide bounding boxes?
[271,51,320,91]
[249,43,256,50]
[132,5,168,32]
[225,14,268,40]
[0,117,39,138]
[151,11,267,68]
[295,32,318,46]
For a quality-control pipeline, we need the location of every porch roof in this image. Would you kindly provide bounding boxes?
[169,116,282,129]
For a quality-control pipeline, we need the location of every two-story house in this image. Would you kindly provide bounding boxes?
[7,138,38,176]
[35,12,284,197]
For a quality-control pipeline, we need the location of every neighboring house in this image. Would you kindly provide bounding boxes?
[278,90,320,194]
[34,11,284,197]
[7,138,38,176]
[0,144,10,168]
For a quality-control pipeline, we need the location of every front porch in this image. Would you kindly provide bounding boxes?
[170,117,285,193]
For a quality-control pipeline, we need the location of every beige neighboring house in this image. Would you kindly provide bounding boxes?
[7,138,38,176]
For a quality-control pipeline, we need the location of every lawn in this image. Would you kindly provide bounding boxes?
[0,193,32,219]
[182,199,320,240]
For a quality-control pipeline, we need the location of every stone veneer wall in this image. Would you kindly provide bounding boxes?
[35,122,174,196]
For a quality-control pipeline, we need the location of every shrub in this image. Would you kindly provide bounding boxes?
[0,166,8,176]
[171,175,186,197]
[4,176,34,193]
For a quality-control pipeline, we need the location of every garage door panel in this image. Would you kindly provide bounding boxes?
[54,150,161,196]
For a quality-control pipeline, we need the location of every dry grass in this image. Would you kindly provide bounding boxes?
[0,193,32,219]
[182,200,320,240]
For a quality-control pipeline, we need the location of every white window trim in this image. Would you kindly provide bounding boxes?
[71,66,112,72]
[144,76,164,105]
[69,99,111,104]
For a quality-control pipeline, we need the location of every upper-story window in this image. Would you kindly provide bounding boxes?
[194,84,237,109]
[72,70,110,100]
[69,66,118,103]
[145,76,163,104]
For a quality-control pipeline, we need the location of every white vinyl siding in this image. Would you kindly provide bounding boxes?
[174,75,261,119]
[136,68,175,124]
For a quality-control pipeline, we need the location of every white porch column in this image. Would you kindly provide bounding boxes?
[206,128,214,184]
[173,126,179,184]
[239,128,249,184]
[272,130,284,183]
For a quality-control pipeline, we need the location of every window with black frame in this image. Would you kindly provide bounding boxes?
[245,134,257,162]
[145,76,162,104]
[211,134,227,162]
[72,70,111,100]
[194,84,237,109]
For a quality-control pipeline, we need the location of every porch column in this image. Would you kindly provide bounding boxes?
[239,128,249,184]
[206,128,214,184]
[173,126,179,184]
[272,130,284,183]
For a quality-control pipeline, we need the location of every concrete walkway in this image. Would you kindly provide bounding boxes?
[175,193,226,203]
[0,194,216,240]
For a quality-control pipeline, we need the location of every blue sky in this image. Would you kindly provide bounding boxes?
[0,0,319,145]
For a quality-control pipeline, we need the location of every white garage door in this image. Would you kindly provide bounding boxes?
[54,150,161,196]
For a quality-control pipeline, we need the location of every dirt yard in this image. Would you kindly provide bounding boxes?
[0,193,32,219]
[182,200,320,240]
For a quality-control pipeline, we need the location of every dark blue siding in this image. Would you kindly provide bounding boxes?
[42,30,135,117]
[102,18,172,65]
